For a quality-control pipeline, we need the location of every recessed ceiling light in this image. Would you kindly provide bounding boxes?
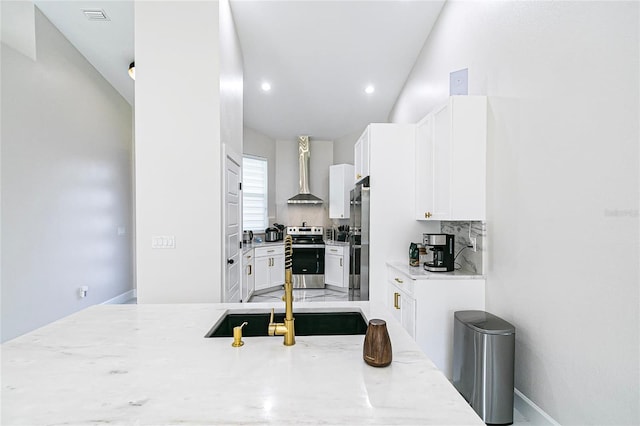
[261,82,271,92]
[365,85,375,94]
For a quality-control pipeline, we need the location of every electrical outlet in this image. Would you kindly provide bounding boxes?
[470,237,477,252]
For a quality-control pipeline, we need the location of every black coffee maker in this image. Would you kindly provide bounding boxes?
[422,234,455,272]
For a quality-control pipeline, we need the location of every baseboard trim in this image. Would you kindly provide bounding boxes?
[101,289,137,305]
[514,388,561,426]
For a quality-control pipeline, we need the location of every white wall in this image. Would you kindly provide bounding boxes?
[219,0,243,157]
[243,127,277,224]
[390,2,639,424]
[1,7,133,342]
[135,1,223,303]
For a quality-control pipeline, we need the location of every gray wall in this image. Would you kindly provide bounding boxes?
[333,130,361,165]
[1,7,134,342]
[390,1,639,424]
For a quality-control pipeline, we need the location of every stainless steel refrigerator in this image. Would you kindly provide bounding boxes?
[349,178,369,301]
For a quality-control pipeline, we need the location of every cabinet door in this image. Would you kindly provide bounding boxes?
[361,131,370,179]
[254,256,271,290]
[354,139,363,183]
[400,294,416,339]
[387,282,402,322]
[431,104,451,220]
[270,254,285,286]
[415,114,435,220]
[324,252,342,286]
[246,256,255,300]
[354,127,369,183]
[449,97,487,220]
[329,165,354,219]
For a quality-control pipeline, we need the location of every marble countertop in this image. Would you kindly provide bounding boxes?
[2,301,483,425]
[325,240,350,246]
[242,240,284,255]
[387,261,485,280]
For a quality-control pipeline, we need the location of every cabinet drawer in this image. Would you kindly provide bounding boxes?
[325,245,347,255]
[254,245,284,258]
[386,267,416,296]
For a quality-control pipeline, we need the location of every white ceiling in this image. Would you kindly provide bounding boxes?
[35,0,445,141]
[35,0,134,105]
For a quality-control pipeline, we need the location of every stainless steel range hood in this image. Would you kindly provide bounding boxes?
[288,136,323,205]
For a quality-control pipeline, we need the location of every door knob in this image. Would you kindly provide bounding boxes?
[227,259,234,265]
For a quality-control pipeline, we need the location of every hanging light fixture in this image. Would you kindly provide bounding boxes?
[128,62,135,80]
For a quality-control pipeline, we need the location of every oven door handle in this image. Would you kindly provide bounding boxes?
[291,244,326,249]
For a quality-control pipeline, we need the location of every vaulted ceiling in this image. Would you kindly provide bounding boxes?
[35,0,445,140]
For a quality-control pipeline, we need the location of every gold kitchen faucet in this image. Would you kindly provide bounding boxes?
[268,235,295,346]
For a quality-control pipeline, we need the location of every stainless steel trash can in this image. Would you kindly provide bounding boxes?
[453,311,515,425]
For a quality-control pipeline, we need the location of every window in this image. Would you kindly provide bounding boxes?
[242,156,268,232]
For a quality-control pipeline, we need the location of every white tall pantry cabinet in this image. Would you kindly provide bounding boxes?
[357,124,439,304]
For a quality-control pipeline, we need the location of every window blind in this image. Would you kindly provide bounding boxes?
[242,156,268,232]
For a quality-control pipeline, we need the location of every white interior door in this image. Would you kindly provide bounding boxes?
[223,145,241,303]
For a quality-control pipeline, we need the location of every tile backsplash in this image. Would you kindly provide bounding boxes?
[440,221,485,274]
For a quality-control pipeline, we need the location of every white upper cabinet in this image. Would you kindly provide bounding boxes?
[415,96,487,221]
[329,164,355,219]
[354,127,370,183]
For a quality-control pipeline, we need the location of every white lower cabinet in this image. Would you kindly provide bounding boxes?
[242,250,255,302]
[387,272,416,338]
[386,264,485,379]
[254,245,285,291]
[324,245,349,288]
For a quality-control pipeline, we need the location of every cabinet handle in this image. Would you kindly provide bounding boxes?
[394,292,400,309]
[424,212,432,219]
[267,249,275,253]
[340,258,343,267]
[330,248,338,253]
[394,278,404,284]
[248,265,252,275]
[356,173,362,179]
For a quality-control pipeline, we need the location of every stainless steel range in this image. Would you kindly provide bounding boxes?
[287,225,325,289]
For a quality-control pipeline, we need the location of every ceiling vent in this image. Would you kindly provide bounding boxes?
[81,9,110,21]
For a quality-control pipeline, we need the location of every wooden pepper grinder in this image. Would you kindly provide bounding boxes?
[363,319,392,367]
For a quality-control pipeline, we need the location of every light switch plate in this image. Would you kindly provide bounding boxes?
[450,68,468,95]
[152,235,176,249]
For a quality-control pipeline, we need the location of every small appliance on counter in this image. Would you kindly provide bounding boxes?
[264,227,279,242]
[242,230,253,245]
[423,234,455,272]
[265,223,286,242]
[273,223,285,240]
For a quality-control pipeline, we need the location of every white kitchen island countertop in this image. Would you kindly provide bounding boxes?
[1,301,483,425]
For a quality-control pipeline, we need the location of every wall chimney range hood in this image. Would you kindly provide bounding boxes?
[288,136,323,205]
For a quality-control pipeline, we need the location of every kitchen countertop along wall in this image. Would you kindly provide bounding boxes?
[387,261,485,280]
[242,240,284,255]
[2,302,483,425]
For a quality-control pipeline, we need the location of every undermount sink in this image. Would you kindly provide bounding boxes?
[205,310,368,338]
